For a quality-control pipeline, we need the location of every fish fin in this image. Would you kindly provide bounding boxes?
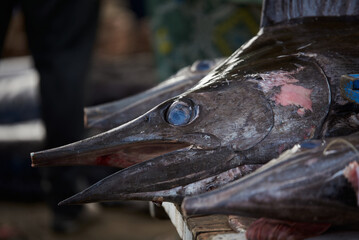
[261,0,359,27]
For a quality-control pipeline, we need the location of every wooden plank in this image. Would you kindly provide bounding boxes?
[197,232,246,240]
[162,202,193,240]
[162,202,359,240]
[187,215,232,236]
[162,202,242,240]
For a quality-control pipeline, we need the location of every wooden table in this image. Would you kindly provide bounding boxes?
[162,202,247,240]
[162,202,359,240]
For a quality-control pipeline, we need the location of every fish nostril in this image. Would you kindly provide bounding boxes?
[340,74,359,104]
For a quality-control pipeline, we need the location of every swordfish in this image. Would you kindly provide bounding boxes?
[31,0,359,205]
[182,132,359,239]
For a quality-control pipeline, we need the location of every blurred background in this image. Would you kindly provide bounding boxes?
[0,0,261,239]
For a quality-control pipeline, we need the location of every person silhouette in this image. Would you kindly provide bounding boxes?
[0,0,99,233]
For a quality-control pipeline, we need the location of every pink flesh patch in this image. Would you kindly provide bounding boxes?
[259,67,304,92]
[96,153,137,168]
[246,218,331,240]
[95,150,163,168]
[95,143,189,168]
[274,84,313,112]
[343,161,359,206]
[258,67,314,115]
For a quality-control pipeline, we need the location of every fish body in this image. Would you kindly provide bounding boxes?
[183,132,359,225]
[31,3,359,206]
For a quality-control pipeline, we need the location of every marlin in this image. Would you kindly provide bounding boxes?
[182,132,359,239]
[31,0,359,209]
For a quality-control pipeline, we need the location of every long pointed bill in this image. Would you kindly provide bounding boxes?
[182,133,359,224]
[59,147,260,205]
[31,112,189,168]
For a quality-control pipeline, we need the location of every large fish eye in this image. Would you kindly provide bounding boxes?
[166,100,197,126]
[190,60,215,72]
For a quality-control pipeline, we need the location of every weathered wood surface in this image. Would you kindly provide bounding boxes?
[162,202,359,240]
[187,215,233,236]
[162,202,246,240]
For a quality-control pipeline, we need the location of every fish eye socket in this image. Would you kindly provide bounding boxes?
[166,100,195,126]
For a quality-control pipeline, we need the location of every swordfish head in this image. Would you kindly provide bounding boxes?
[31,18,336,205]
[30,70,275,204]
[31,75,275,168]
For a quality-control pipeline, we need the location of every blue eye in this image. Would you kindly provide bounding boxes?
[166,100,195,126]
[191,60,214,72]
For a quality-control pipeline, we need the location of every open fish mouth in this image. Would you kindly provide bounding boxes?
[31,123,260,205]
[30,100,215,169]
[31,136,190,169]
[31,99,261,205]
[31,64,276,205]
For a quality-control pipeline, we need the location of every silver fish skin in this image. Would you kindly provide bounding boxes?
[183,132,359,225]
